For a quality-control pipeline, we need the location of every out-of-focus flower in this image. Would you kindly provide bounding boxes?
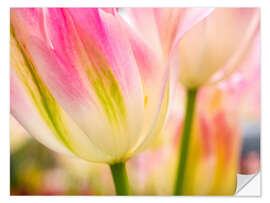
[216,31,261,175]
[123,87,241,195]
[171,30,260,194]
[127,146,174,195]
[145,88,243,195]
[130,30,260,195]
[125,8,213,61]
[169,8,260,89]
[126,8,259,89]
[10,8,170,164]
[125,8,215,94]
[178,98,240,195]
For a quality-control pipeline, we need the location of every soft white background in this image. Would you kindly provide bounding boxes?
[1,0,268,202]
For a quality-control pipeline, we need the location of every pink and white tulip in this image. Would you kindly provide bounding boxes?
[170,8,260,89]
[10,8,170,164]
[163,32,260,194]
[126,8,260,89]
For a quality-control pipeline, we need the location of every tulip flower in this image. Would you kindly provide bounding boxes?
[10,8,170,195]
[169,8,259,195]
[169,8,260,89]
[127,8,260,195]
[175,31,259,195]
[176,76,259,195]
[153,58,259,195]
[172,91,241,195]
[127,8,260,91]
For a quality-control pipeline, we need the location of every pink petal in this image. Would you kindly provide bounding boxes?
[100,8,119,15]
[26,8,146,160]
[10,30,113,162]
[126,8,214,59]
[117,16,170,153]
[125,8,164,59]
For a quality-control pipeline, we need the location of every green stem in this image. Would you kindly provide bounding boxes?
[110,162,130,195]
[173,89,198,195]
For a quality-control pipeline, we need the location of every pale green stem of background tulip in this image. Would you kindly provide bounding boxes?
[110,162,130,195]
[174,89,198,195]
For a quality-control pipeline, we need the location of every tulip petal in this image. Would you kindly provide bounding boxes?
[10,28,112,162]
[10,8,43,38]
[115,15,170,154]
[208,9,260,84]
[25,8,145,161]
[10,69,72,156]
[126,8,214,59]
[125,8,164,58]
[10,8,53,47]
[100,8,119,15]
[131,77,170,154]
